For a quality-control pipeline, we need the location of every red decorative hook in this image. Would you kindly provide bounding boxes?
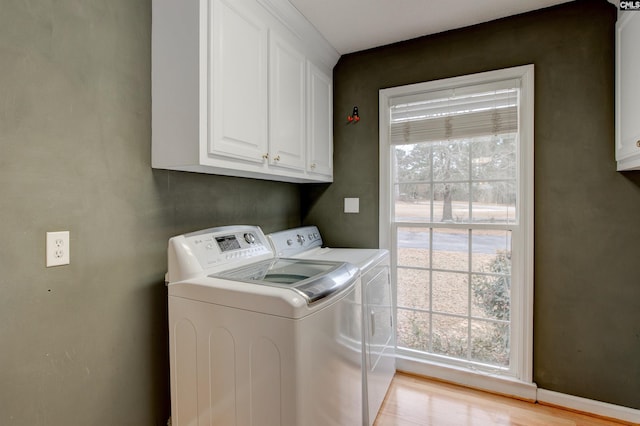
[347,106,360,124]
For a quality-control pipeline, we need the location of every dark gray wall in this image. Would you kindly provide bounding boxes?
[303,0,640,410]
[0,1,300,424]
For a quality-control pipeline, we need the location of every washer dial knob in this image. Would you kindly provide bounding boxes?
[244,233,256,244]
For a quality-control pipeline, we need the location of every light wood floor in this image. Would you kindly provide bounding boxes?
[374,373,633,426]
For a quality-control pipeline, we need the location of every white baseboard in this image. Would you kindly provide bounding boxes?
[537,389,640,425]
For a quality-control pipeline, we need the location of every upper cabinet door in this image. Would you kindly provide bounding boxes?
[616,12,640,171]
[307,62,333,178]
[152,0,338,182]
[210,0,269,163]
[269,32,306,171]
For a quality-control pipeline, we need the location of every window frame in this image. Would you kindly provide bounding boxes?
[379,65,534,389]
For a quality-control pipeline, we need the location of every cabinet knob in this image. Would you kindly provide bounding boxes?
[636,140,640,148]
[273,156,280,162]
[310,163,316,169]
[262,153,269,160]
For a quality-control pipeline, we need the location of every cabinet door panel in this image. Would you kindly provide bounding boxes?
[210,0,268,163]
[616,12,640,169]
[307,62,333,177]
[269,33,306,171]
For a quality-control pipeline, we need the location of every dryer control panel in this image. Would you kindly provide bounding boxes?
[268,225,323,257]
[168,225,273,282]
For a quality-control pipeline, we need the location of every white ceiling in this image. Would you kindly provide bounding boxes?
[289,0,574,54]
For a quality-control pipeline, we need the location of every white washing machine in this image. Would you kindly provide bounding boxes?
[268,226,396,426]
[167,225,363,426]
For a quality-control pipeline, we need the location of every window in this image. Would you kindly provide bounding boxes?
[379,66,534,386]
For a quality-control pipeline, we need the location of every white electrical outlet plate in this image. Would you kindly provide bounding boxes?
[46,231,70,267]
[344,197,360,213]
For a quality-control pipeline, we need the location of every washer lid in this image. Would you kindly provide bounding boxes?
[295,247,389,272]
[211,258,358,304]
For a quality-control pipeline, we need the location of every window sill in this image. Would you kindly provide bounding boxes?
[396,354,538,401]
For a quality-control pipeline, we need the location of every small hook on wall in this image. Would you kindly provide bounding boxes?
[347,106,360,123]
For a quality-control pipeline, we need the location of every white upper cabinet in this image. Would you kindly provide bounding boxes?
[616,11,640,171]
[152,0,339,183]
[210,0,269,163]
[307,62,333,178]
[269,31,307,172]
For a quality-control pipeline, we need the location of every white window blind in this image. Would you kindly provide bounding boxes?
[390,80,520,144]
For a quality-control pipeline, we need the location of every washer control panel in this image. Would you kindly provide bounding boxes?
[170,225,273,280]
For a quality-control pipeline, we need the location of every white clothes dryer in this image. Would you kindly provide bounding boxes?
[167,225,363,426]
[268,226,396,426]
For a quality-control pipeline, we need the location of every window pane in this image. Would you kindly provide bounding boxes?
[432,140,469,182]
[432,272,468,316]
[395,183,432,222]
[396,309,430,352]
[397,268,430,310]
[397,227,430,268]
[471,273,510,320]
[471,135,516,180]
[470,320,510,367]
[471,181,516,223]
[394,144,431,182]
[432,228,468,271]
[433,183,469,222]
[471,230,511,273]
[432,314,468,358]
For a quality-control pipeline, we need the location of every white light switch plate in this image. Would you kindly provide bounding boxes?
[344,198,360,213]
[46,231,70,267]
